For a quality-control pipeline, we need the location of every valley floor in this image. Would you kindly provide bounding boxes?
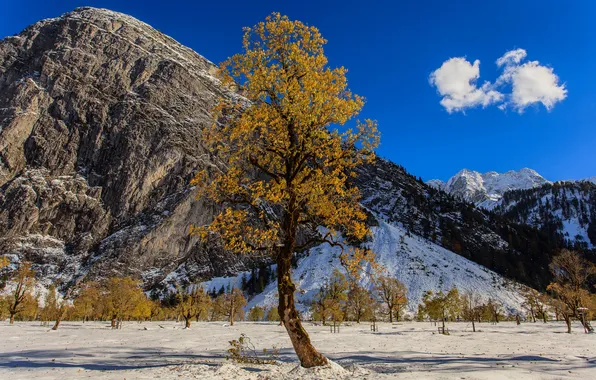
[0,321,594,379]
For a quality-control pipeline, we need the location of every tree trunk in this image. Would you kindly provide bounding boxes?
[185,317,191,329]
[580,316,593,333]
[52,318,62,330]
[278,248,327,368]
[388,306,393,323]
[9,312,15,324]
[564,315,571,334]
[111,318,116,329]
[472,319,476,332]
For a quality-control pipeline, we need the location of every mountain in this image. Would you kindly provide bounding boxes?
[202,220,525,314]
[428,168,551,209]
[0,8,572,306]
[0,7,260,288]
[494,181,596,249]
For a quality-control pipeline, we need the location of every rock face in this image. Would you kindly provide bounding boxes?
[0,7,253,287]
[428,168,551,209]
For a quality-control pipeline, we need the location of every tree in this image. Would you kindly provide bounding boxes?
[103,277,147,329]
[176,285,212,328]
[192,13,379,368]
[248,306,266,321]
[460,291,482,332]
[375,275,408,323]
[40,284,71,330]
[346,282,376,323]
[72,282,101,322]
[547,249,596,333]
[521,288,550,323]
[266,305,280,322]
[311,269,348,327]
[215,288,247,326]
[8,262,35,324]
[484,298,502,324]
[421,288,460,334]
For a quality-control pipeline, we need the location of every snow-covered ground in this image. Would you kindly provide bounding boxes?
[1,321,595,379]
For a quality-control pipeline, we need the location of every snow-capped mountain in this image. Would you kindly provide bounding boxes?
[428,168,551,209]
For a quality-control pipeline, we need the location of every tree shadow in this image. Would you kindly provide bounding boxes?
[0,346,223,372]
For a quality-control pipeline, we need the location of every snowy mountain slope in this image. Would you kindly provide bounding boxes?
[495,181,596,249]
[199,220,525,315]
[428,168,551,209]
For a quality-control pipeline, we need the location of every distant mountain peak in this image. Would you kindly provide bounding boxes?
[427,168,551,209]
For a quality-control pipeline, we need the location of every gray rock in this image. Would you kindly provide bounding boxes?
[0,7,254,288]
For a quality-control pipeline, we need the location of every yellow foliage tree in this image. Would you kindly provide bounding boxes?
[176,285,212,328]
[375,275,408,323]
[248,306,265,321]
[72,282,101,322]
[103,277,147,329]
[8,262,35,324]
[192,13,379,367]
[214,288,247,326]
[547,249,596,333]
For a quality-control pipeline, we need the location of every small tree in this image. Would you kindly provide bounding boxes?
[311,269,348,329]
[176,285,212,329]
[421,288,460,334]
[484,298,502,324]
[375,275,408,323]
[72,282,101,322]
[346,282,376,323]
[192,13,379,367]
[8,262,35,324]
[547,249,596,333]
[103,277,147,329]
[215,288,247,326]
[266,306,280,322]
[461,291,482,332]
[248,306,266,321]
[40,284,71,330]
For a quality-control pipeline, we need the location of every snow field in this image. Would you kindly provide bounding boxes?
[1,320,594,379]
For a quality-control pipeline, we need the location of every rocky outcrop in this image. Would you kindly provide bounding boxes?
[0,7,252,287]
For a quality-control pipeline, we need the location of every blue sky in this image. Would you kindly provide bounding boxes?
[2,0,595,181]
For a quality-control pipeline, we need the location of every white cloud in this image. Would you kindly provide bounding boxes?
[429,57,503,113]
[430,48,567,113]
[495,49,567,112]
[496,48,527,67]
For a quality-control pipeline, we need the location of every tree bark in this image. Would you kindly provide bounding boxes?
[277,247,328,368]
[111,318,116,329]
[185,317,191,329]
[9,312,15,324]
[564,315,571,333]
[52,318,62,330]
[472,319,476,332]
[580,316,593,333]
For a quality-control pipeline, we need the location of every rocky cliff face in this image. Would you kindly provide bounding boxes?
[0,7,254,288]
